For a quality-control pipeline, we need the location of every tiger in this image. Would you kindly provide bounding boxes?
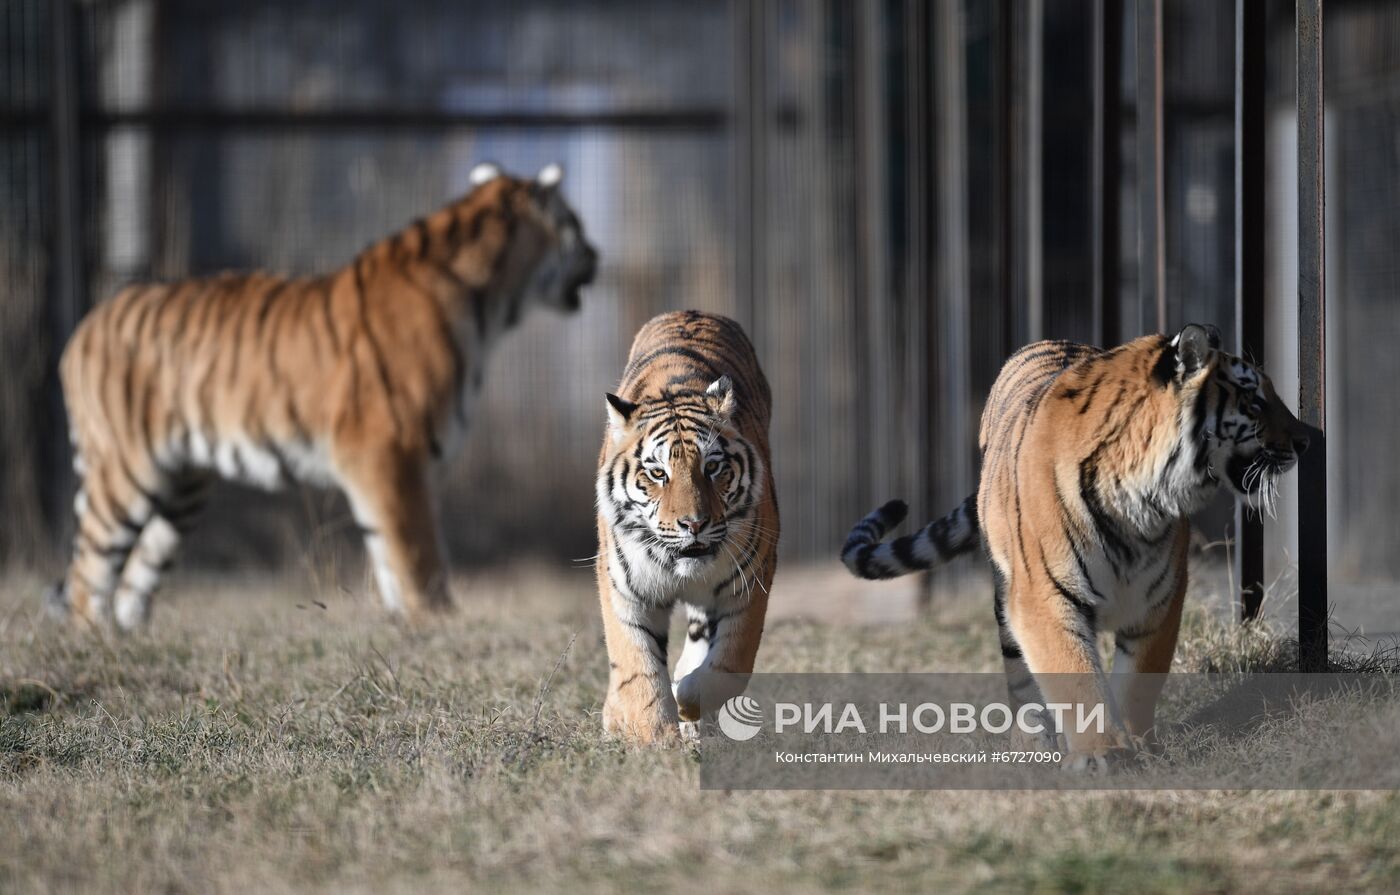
[595,310,779,744]
[842,324,1310,769]
[47,161,598,631]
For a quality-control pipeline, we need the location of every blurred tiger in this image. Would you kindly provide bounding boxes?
[48,162,598,630]
[842,324,1310,769]
[595,311,779,743]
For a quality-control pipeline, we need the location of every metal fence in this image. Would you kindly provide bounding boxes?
[3,0,1400,661]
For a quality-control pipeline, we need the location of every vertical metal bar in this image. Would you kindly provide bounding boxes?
[855,0,894,505]
[1025,0,1043,342]
[46,0,85,533]
[50,0,84,335]
[908,0,933,516]
[1092,0,1123,348]
[905,0,935,610]
[1135,0,1166,334]
[936,0,971,508]
[994,0,1017,355]
[1235,0,1267,622]
[733,0,767,335]
[1296,0,1328,671]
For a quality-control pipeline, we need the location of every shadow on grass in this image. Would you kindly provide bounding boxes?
[0,678,88,717]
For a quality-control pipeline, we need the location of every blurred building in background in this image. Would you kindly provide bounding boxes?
[1,0,1397,603]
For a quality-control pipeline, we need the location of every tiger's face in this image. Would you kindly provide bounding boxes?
[600,376,763,579]
[1174,323,1311,511]
[469,162,599,313]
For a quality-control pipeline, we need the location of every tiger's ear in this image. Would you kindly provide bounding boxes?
[605,393,637,441]
[706,376,736,420]
[536,162,564,189]
[1173,323,1219,376]
[469,161,502,187]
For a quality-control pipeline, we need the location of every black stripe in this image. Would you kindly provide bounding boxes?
[621,620,668,662]
[892,531,920,569]
[353,258,404,441]
[1043,556,1097,629]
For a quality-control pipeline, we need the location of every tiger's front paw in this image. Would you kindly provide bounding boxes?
[603,694,681,746]
[674,670,749,723]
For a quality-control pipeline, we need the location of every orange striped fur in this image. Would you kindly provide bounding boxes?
[845,325,1309,769]
[596,311,779,744]
[49,162,597,630]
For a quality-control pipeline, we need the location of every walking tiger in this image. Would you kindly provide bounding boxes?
[595,311,779,743]
[843,325,1310,769]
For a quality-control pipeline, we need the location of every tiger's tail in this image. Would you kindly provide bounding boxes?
[841,495,979,580]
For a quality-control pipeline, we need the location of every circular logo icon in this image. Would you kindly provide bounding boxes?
[717,695,764,741]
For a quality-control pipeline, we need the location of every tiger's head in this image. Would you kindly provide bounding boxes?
[599,376,763,579]
[1169,323,1312,512]
[468,161,598,313]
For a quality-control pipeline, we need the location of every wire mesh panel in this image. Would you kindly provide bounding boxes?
[1,0,1396,606]
[69,0,739,568]
[0,0,54,564]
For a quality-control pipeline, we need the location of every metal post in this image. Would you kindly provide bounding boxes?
[854,1,894,505]
[1092,0,1123,349]
[936,0,971,507]
[1235,0,1266,622]
[1025,0,1043,342]
[1135,0,1166,334]
[994,0,1017,355]
[905,0,936,610]
[1296,0,1328,671]
[46,0,85,533]
[733,0,767,336]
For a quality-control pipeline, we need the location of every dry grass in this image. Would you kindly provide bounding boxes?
[2,566,1399,894]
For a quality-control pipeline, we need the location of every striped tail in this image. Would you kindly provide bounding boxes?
[841,496,979,580]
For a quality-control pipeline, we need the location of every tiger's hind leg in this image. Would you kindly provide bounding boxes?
[1006,579,1130,770]
[111,474,209,631]
[994,578,1059,751]
[336,445,453,622]
[59,456,166,629]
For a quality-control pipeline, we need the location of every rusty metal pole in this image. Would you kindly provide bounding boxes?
[1296,0,1328,671]
[1135,0,1166,335]
[1235,0,1266,621]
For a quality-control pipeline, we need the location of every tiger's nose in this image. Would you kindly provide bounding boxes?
[678,515,708,535]
[1290,421,1314,456]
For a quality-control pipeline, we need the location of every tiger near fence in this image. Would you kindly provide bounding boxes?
[595,311,779,744]
[48,162,598,631]
[843,324,1311,770]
